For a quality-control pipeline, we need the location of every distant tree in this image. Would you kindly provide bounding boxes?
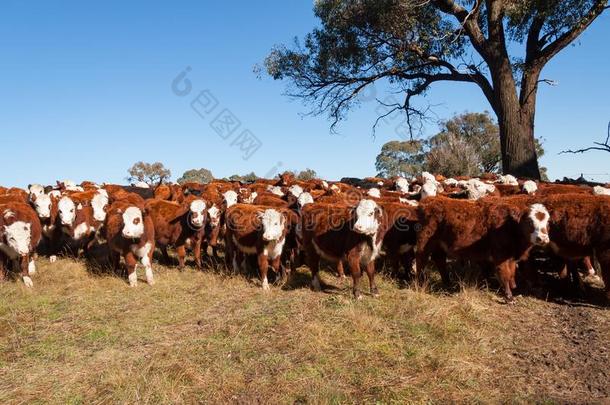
[265,0,608,179]
[426,133,482,177]
[376,112,547,178]
[177,168,214,184]
[227,172,258,182]
[375,140,426,178]
[296,168,318,180]
[127,161,171,186]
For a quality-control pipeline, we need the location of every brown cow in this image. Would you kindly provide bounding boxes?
[378,201,419,278]
[415,197,551,302]
[224,204,296,290]
[540,194,610,301]
[301,199,390,299]
[145,197,208,269]
[56,195,97,258]
[104,200,156,287]
[0,203,42,287]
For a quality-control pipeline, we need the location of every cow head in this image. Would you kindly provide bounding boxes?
[28,184,45,199]
[420,181,438,199]
[58,196,77,226]
[2,213,31,256]
[395,177,410,194]
[288,184,303,198]
[223,190,238,208]
[297,192,314,209]
[525,203,550,245]
[367,188,381,198]
[31,193,52,219]
[188,199,207,228]
[207,204,221,227]
[258,209,285,242]
[121,206,145,238]
[353,199,382,236]
[91,190,109,222]
[267,185,284,197]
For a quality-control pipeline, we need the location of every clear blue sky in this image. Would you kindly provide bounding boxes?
[1,1,608,188]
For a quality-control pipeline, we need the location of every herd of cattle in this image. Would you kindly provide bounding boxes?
[1,172,610,303]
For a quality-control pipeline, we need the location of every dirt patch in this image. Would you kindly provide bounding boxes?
[497,300,610,403]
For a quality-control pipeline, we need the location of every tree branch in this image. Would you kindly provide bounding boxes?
[537,0,609,66]
[560,121,610,154]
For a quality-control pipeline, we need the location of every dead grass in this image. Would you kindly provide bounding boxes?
[1,258,609,404]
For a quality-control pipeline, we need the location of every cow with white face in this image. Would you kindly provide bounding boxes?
[353,199,382,236]
[223,190,238,208]
[203,203,222,260]
[105,201,155,287]
[288,185,304,199]
[259,209,285,242]
[0,203,42,287]
[267,185,285,197]
[297,192,314,210]
[188,199,207,229]
[225,204,294,290]
[31,193,52,220]
[91,189,109,223]
[526,203,550,245]
[395,177,410,194]
[28,184,46,199]
[367,188,381,198]
[58,196,77,227]
[121,207,145,239]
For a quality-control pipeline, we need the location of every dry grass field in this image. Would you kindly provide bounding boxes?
[1,257,609,404]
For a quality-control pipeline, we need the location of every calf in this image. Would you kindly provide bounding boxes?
[145,197,208,269]
[224,204,295,290]
[301,199,389,299]
[0,203,42,287]
[105,200,156,287]
[415,197,550,301]
[56,195,97,257]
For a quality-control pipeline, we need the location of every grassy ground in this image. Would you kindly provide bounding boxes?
[1,257,609,404]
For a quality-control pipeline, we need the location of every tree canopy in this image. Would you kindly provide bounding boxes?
[177,168,214,184]
[127,161,171,186]
[375,111,547,179]
[265,0,608,179]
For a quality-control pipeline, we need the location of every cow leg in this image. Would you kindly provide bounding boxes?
[336,260,346,278]
[583,256,596,276]
[20,256,33,288]
[176,245,187,270]
[365,261,379,297]
[257,253,270,291]
[0,257,6,281]
[160,245,171,265]
[193,238,203,270]
[125,251,138,287]
[271,256,283,285]
[496,260,516,303]
[141,246,155,286]
[346,253,363,300]
[431,250,450,286]
[306,249,321,292]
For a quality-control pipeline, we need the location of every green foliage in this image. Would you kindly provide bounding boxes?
[177,168,214,184]
[296,168,318,181]
[127,161,171,186]
[227,172,259,182]
[375,140,426,178]
[376,112,546,178]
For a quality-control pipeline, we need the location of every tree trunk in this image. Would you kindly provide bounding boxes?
[489,59,541,180]
[498,104,540,179]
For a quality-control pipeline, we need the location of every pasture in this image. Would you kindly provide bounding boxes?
[1,258,608,404]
